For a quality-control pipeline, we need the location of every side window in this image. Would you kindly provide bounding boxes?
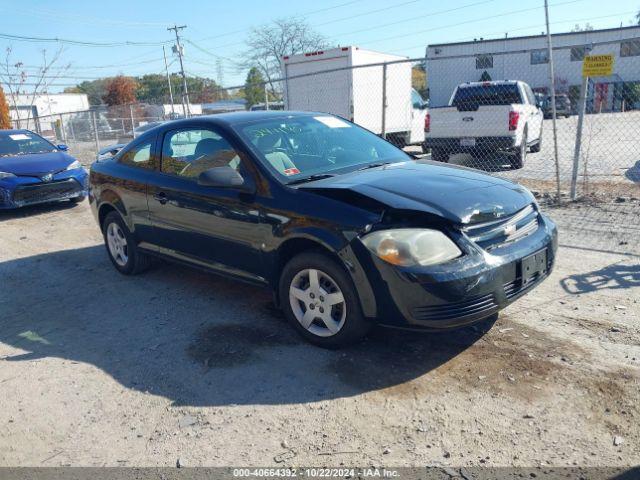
[523,84,536,105]
[161,128,242,180]
[119,141,153,169]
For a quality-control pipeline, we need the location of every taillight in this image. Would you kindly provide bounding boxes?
[424,113,431,133]
[508,111,520,131]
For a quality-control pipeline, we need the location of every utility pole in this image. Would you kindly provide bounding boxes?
[168,24,190,118]
[162,45,176,118]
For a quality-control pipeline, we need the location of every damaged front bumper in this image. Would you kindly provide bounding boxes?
[350,213,558,329]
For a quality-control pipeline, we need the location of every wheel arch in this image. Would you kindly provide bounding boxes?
[272,234,377,318]
[97,191,128,232]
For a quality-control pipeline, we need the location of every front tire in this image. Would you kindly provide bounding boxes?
[102,211,151,275]
[279,252,370,348]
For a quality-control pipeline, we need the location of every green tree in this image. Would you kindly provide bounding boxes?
[64,79,109,106]
[243,67,266,107]
[0,86,11,129]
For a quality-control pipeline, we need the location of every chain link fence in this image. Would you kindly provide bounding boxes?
[10,41,639,254]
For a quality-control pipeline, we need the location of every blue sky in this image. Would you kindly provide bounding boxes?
[1,0,638,91]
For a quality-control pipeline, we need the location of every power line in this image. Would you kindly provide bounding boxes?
[0,6,170,29]
[0,32,172,47]
[356,0,585,47]
[195,0,367,42]
[332,0,498,38]
[391,10,637,53]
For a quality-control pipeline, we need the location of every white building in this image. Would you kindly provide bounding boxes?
[8,93,90,125]
[426,26,640,111]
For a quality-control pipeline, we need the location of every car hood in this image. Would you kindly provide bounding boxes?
[0,151,76,176]
[298,161,535,225]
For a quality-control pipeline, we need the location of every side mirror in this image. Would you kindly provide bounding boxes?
[198,166,245,189]
[57,144,69,151]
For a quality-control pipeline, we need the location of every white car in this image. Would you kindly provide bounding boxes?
[423,80,543,169]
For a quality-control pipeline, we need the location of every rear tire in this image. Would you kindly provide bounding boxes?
[431,147,449,163]
[530,133,542,153]
[279,252,371,348]
[510,130,527,169]
[102,211,152,275]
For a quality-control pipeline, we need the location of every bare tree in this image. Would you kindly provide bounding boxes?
[0,46,70,129]
[241,17,329,92]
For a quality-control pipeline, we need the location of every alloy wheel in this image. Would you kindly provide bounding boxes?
[106,222,129,267]
[289,268,346,337]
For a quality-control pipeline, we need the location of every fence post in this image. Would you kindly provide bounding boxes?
[570,76,589,200]
[381,62,387,139]
[129,104,135,134]
[544,0,562,204]
[91,111,100,153]
[58,114,66,142]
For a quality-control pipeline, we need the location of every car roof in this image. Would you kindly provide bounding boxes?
[460,80,521,88]
[132,111,337,143]
[0,129,35,135]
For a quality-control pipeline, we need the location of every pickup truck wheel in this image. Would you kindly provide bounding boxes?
[280,252,371,348]
[102,211,152,275]
[530,134,542,153]
[510,131,527,169]
[431,147,449,163]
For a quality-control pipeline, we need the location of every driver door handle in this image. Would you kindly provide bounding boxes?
[153,192,168,205]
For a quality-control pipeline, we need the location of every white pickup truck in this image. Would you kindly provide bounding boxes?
[423,80,543,169]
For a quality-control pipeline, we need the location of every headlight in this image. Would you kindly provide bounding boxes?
[66,160,82,170]
[0,171,16,179]
[361,228,462,267]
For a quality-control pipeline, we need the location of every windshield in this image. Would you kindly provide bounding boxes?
[235,115,410,184]
[452,84,522,110]
[0,131,57,157]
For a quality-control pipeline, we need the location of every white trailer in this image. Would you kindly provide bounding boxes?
[282,46,426,146]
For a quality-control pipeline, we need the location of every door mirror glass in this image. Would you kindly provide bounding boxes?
[198,166,245,188]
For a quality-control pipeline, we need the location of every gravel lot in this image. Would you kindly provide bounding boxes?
[0,196,638,468]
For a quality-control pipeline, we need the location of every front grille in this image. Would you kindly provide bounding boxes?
[504,271,545,300]
[411,292,498,321]
[463,204,539,251]
[12,179,81,205]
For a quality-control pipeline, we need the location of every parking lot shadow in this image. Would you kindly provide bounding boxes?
[0,246,494,406]
[0,201,80,221]
[560,261,640,294]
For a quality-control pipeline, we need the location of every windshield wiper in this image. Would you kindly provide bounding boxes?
[287,173,336,185]
[356,162,392,171]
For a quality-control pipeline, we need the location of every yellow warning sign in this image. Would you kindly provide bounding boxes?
[582,54,614,77]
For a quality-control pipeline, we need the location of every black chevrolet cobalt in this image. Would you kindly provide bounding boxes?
[89,112,557,347]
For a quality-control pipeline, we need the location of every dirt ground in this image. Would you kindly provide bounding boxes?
[0,199,638,468]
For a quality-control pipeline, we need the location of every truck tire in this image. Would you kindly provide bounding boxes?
[510,130,527,169]
[431,147,449,163]
[530,131,542,153]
